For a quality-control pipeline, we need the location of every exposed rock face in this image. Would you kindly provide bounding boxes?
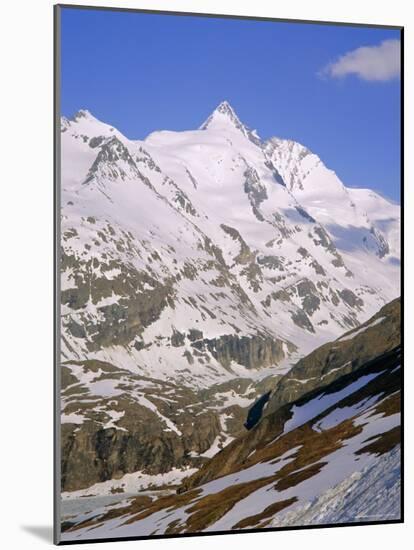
[60,360,283,491]
[61,259,175,351]
[61,410,221,491]
[291,309,315,333]
[244,166,268,220]
[60,360,221,491]
[220,224,255,265]
[191,334,288,370]
[265,297,400,417]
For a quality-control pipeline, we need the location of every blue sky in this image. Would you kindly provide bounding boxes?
[60,7,401,202]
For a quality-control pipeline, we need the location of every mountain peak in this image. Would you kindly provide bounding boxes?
[200,101,261,144]
[200,100,243,130]
[214,100,238,117]
[72,109,95,121]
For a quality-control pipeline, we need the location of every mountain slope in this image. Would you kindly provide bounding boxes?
[60,359,279,492]
[178,298,400,489]
[60,297,401,539]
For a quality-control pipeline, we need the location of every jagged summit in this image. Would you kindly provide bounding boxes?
[72,109,95,121]
[200,100,240,128]
[212,100,240,120]
[200,100,261,144]
[63,108,125,142]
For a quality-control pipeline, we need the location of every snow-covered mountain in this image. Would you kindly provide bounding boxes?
[60,101,400,493]
[61,101,399,377]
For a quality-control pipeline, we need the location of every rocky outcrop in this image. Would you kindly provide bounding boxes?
[61,255,175,351]
[265,297,400,416]
[60,360,284,492]
[244,166,268,220]
[191,334,288,370]
[220,224,255,265]
[61,407,221,491]
[60,360,223,491]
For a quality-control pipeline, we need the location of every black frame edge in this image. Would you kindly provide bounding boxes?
[58,519,404,546]
[56,2,403,30]
[399,25,404,525]
[54,3,62,546]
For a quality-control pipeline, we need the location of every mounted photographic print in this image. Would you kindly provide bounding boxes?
[54,4,403,544]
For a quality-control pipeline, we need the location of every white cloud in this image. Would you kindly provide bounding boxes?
[322,39,401,82]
